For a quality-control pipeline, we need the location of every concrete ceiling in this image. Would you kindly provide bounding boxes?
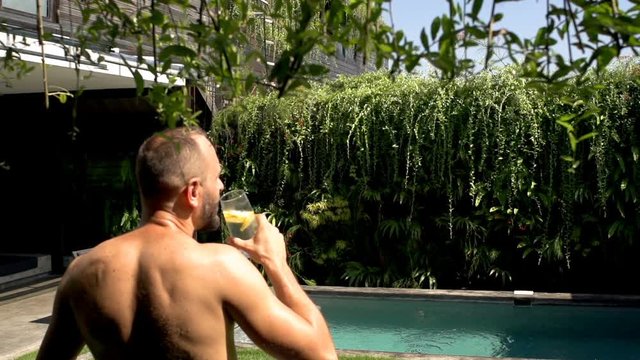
[0,62,143,95]
[0,31,183,96]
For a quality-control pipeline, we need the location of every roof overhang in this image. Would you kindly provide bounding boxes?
[0,31,184,96]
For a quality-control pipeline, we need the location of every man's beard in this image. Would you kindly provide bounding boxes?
[199,191,221,232]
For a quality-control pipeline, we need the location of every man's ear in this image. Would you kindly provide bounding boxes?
[185,178,201,208]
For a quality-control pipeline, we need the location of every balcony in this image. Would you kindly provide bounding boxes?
[0,0,184,96]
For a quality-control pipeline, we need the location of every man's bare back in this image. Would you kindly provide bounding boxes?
[61,226,240,359]
[37,127,337,360]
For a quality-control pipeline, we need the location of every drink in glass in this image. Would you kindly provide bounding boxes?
[220,190,258,240]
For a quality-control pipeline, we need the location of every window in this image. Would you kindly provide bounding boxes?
[1,0,49,17]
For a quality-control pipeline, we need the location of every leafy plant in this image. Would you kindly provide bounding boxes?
[213,65,640,293]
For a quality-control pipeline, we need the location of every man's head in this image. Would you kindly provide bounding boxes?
[136,126,224,231]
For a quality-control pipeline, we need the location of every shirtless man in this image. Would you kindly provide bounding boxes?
[36,127,337,360]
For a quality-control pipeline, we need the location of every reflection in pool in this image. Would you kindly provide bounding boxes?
[311,295,640,359]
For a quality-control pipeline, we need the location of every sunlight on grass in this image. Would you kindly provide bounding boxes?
[13,352,36,360]
[15,346,90,360]
[237,347,394,359]
[16,347,393,360]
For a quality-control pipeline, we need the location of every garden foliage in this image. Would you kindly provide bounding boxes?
[214,66,640,293]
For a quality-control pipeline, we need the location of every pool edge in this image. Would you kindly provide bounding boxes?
[236,342,546,360]
[302,285,640,307]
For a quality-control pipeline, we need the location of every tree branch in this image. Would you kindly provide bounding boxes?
[484,0,496,71]
[152,0,158,83]
[36,0,49,109]
[205,0,235,81]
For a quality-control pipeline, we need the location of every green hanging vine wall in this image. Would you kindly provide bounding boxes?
[213,64,640,293]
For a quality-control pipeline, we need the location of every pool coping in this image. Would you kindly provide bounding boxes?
[302,285,640,307]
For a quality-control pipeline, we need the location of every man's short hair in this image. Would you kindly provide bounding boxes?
[136,126,208,201]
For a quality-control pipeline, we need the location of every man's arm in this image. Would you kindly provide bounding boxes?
[36,273,84,359]
[225,214,337,360]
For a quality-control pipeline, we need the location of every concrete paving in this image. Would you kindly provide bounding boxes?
[0,277,60,360]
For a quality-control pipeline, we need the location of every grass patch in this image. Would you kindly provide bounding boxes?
[15,346,91,360]
[237,347,394,359]
[16,346,393,360]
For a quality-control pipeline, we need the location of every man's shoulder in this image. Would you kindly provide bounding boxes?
[193,243,255,273]
[64,235,135,276]
[196,242,244,261]
[72,237,127,264]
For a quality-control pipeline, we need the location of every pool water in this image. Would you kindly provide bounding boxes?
[311,295,640,359]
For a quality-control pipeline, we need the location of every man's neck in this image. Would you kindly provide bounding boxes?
[142,210,196,238]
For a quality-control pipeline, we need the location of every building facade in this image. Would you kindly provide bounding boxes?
[0,0,378,279]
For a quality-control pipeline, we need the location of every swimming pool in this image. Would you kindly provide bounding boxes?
[309,292,640,359]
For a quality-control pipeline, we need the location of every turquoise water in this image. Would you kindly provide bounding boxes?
[311,295,640,359]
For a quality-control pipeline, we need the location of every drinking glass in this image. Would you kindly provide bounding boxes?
[220,189,258,240]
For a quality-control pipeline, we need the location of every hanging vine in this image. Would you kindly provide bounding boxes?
[213,64,640,292]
